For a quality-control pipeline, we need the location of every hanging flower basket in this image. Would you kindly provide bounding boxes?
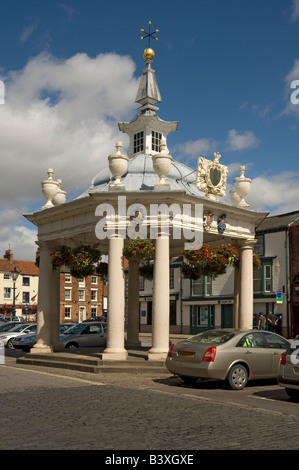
[182,244,227,280]
[216,244,239,267]
[139,262,154,280]
[95,261,108,284]
[50,244,101,278]
[51,245,73,268]
[123,238,155,260]
[253,253,262,269]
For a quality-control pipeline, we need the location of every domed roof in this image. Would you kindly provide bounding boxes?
[77,153,203,199]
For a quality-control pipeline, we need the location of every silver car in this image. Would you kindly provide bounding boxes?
[166,329,290,390]
[12,323,76,352]
[277,336,299,400]
[0,323,37,349]
[59,321,107,349]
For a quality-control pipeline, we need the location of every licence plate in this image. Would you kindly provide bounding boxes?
[178,350,195,357]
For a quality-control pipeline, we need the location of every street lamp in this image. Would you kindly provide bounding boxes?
[11,267,19,319]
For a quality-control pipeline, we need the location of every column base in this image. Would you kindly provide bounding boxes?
[102,349,128,361]
[147,348,168,361]
[30,344,54,354]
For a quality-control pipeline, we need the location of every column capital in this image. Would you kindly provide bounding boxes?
[237,239,257,251]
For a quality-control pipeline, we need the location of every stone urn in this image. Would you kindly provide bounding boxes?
[108,141,129,188]
[41,168,59,209]
[229,188,242,206]
[152,141,172,188]
[52,179,66,206]
[233,166,251,207]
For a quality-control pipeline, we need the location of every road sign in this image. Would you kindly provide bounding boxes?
[276,292,283,304]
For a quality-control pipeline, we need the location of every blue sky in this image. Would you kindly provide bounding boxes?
[0,0,299,259]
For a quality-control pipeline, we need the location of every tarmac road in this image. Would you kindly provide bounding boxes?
[1,351,299,451]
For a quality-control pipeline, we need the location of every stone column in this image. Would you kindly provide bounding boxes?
[126,259,141,348]
[233,266,240,328]
[51,266,63,351]
[148,234,170,361]
[102,236,127,361]
[238,239,256,329]
[31,242,55,354]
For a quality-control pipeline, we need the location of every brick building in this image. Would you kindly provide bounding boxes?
[0,249,39,319]
[59,270,107,323]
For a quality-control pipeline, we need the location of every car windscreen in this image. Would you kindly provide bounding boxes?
[186,330,236,344]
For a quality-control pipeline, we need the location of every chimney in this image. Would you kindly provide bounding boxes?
[4,250,13,262]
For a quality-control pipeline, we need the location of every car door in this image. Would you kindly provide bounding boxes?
[236,332,272,378]
[262,332,290,374]
[77,323,106,347]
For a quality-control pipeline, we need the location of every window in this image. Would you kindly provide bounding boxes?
[22,277,30,286]
[91,276,97,284]
[91,290,97,301]
[64,307,71,319]
[91,307,97,318]
[65,274,71,283]
[237,332,266,348]
[78,289,85,301]
[22,292,30,303]
[264,265,272,292]
[65,288,71,301]
[151,131,162,152]
[191,277,212,297]
[4,273,11,280]
[263,332,289,349]
[169,268,174,290]
[192,278,203,296]
[4,287,11,299]
[139,276,145,291]
[253,262,272,294]
[134,131,144,153]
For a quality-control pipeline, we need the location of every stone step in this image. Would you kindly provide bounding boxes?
[16,352,169,374]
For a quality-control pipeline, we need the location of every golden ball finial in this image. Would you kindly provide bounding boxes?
[143,47,155,61]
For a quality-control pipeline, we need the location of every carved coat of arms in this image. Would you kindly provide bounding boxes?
[196,152,228,201]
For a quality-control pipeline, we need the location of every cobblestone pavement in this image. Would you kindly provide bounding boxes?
[1,360,299,451]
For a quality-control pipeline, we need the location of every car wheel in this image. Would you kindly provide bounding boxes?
[6,338,15,349]
[180,376,198,384]
[285,388,299,401]
[65,342,78,349]
[227,364,248,390]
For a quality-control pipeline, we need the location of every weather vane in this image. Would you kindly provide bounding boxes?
[140,21,159,47]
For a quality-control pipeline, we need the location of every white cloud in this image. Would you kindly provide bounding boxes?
[225,129,259,152]
[0,207,37,260]
[174,137,219,161]
[247,171,299,213]
[0,51,139,259]
[291,0,299,21]
[20,18,40,43]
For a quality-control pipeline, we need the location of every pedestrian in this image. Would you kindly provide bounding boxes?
[258,312,266,330]
[267,311,277,332]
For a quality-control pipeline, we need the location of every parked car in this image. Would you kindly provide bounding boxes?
[277,336,299,400]
[166,329,290,390]
[0,316,24,323]
[59,321,107,349]
[0,321,24,333]
[0,323,37,349]
[12,323,76,352]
